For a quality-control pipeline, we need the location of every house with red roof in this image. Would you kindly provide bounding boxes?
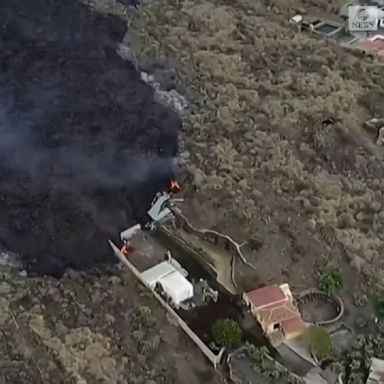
[355,35,384,61]
[243,284,305,344]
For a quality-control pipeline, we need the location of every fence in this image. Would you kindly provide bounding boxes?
[109,240,224,369]
[170,208,256,288]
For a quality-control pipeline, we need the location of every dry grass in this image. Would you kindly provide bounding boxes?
[120,0,384,292]
[0,267,222,383]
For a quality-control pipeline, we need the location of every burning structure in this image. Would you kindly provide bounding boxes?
[169,179,182,194]
[118,179,182,255]
[147,193,174,223]
[0,0,181,276]
[110,181,222,310]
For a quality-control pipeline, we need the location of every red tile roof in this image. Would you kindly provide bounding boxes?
[244,285,286,309]
[281,316,306,335]
[356,35,384,60]
[258,300,299,325]
[357,40,384,50]
[245,285,304,334]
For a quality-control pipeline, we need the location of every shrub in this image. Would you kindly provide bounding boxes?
[246,344,304,383]
[130,306,155,329]
[318,267,343,295]
[212,318,242,348]
[304,325,332,360]
[375,296,384,319]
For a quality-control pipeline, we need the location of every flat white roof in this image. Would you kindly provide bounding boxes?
[367,357,384,384]
[141,260,176,286]
[141,260,194,305]
[158,271,194,305]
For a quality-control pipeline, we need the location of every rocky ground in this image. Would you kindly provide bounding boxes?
[0,257,221,384]
[0,0,221,383]
[1,0,384,382]
[117,0,384,299]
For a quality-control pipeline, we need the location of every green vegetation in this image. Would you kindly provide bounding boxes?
[122,0,384,299]
[246,344,304,384]
[212,318,242,348]
[318,267,343,296]
[330,323,384,383]
[375,296,384,319]
[304,325,332,360]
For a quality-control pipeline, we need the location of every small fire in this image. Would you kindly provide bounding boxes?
[120,243,135,256]
[169,179,181,194]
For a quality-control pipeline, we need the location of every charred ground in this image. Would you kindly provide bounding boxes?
[0,0,180,276]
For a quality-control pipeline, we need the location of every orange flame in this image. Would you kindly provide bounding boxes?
[120,243,135,256]
[169,179,181,193]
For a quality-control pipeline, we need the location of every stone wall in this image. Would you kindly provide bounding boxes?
[109,241,224,369]
[171,208,256,288]
[296,289,344,325]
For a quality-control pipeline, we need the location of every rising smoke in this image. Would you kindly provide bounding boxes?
[0,0,181,275]
[0,98,178,191]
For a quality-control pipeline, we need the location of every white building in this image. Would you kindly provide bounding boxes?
[141,260,194,305]
[367,357,384,384]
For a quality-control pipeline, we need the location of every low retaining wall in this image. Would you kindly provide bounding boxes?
[158,225,218,278]
[296,289,344,326]
[170,208,256,288]
[109,241,223,369]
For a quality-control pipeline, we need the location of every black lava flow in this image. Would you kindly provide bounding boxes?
[0,0,180,276]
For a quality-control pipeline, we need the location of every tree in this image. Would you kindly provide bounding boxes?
[212,318,242,348]
[318,267,343,296]
[304,325,332,360]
